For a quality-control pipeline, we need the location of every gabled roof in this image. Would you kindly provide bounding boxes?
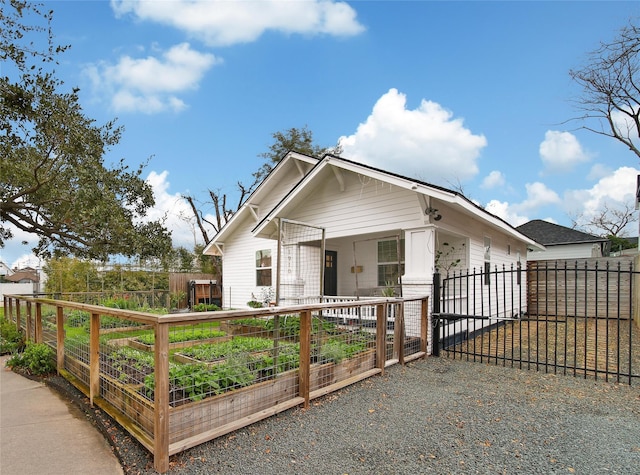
[516,220,607,246]
[244,153,543,250]
[5,268,39,283]
[203,151,318,255]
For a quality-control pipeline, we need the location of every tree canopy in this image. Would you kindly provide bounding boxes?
[0,0,172,260]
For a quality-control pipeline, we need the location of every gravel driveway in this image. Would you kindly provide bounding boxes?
[52,356,640,474]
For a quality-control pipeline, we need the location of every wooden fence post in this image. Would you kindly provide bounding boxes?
[56,306,65,373]
[376,304,386,372]
[154,321,170,473]
[35,302,43,343]
[89,312,100,406]
[394,302,405,365]
[15,300,21,335]
[26,301,32,342]
[299,310,311,409]
[420,297,429,354]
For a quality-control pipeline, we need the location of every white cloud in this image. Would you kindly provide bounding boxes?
[85,43,218,114]
[481,170,505,189]
[338,89,487,183]
[539,130,590,173]
[110,0,365,46]
[483,181,561,227]
[485,200,530,227]
[587,163,612,181]
[519,182,562,213]
[564,166,639,220]
[144,170,216,251]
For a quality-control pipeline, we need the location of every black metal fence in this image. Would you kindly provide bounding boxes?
[432,260,639,384]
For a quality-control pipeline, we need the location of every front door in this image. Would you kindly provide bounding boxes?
[324,250,337,296]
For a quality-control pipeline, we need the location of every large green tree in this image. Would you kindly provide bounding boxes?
[0,0,172,260]
[184,125,339,244]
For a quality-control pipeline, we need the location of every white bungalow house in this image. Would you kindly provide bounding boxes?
[203,152,543,319]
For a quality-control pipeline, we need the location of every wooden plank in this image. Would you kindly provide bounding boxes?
[299,310,311,408]
[26,302,32,342]
[35,303,43,343]
[421,297,428,354]
[169,371,299,443]
[376,304,386,372]
[15,301,21,335]
[56,306,64,373]
[168,397,305,456]
[154,323,170,473]
[89,313,100,406]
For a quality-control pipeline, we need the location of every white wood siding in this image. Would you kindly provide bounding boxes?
[287,172,423,239]
[527,243,600,261]
[221,212,278,309]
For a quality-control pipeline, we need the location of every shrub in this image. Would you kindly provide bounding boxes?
[7,343,56,375]
[192,303,220,312]
[0,318,25,354]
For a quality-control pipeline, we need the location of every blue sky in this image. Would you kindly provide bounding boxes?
[4,0,640,269]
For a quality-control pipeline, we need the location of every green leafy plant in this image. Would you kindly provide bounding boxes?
[66,310,90,328]
[435,242,464,273]
[143,362,255,403]
[192,303,220,312]
[7,343,56,375]
[170,291,186,309]
[0,318,25,354]
[317,337,369,364]
[135,328,225,345]
[179,337,274,362]
[381,281,396,297]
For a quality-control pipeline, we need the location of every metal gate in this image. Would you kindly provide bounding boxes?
[432,260,639,384]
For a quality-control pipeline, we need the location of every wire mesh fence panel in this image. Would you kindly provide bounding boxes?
[278,219,325,305]
[167,314,304,445]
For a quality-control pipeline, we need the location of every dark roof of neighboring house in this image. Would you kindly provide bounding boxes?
[516,220,607,246]
[5,268,39,283]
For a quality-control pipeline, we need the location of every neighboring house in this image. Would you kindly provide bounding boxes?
[0,266,41,303]
[4,267,40,284]
[516,220,610,261]
[0,261,13,281]
[204,152,543,311]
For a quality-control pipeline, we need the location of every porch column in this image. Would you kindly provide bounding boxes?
[402,225,436,293]
[402,226,435,341]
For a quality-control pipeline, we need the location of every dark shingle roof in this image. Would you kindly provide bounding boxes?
[515,220,607,246]
[516,219,607,246]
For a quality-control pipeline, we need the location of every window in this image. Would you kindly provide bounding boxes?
[483,236,491,285]
[255,249,272,286]
[377,239,405,286]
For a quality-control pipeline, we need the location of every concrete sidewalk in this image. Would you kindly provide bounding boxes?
[0,356,124,475]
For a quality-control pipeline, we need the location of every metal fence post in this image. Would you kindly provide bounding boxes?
[432,271,441,357]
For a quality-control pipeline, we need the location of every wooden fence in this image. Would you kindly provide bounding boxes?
[526,258,635,319]
[4,294,428,473]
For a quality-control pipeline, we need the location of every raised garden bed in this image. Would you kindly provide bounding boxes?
[128,328,230,352]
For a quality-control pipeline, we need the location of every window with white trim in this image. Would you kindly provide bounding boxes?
[256,249,272,286]
[377,239,405,286]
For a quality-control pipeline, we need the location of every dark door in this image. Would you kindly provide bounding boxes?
[324,250,337,296]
